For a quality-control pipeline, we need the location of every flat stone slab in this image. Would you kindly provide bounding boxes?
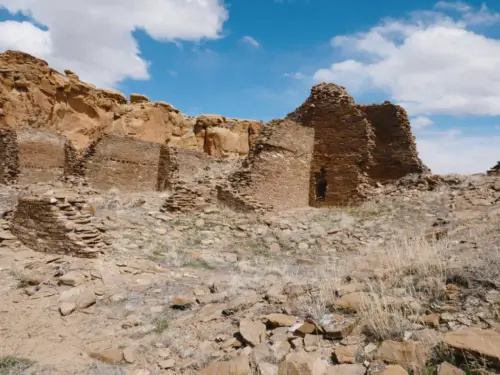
[442,328,500,360]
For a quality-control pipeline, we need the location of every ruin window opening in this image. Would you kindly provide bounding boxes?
[315,167,327,201]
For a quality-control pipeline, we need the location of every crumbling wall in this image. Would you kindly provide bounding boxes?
[10,193,106,258]
[167,147,220,184]
[0,126,19,184]
[83,135,166,191]
[17,130,67,184]
[288,83,375,206]
[224,119,314,210]
[358,102,427,181]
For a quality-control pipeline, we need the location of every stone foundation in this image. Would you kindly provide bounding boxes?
[10,193,106,258]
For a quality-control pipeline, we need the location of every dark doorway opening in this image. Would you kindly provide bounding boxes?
[315,167,327,201]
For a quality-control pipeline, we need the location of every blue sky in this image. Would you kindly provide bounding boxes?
[0,0,500,174]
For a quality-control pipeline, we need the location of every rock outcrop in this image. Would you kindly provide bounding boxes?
[0,50,264,157]
[487,161,500,176]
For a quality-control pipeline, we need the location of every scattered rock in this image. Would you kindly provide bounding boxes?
[88,348,123,364]
[265,314,297,327]
[278,350,328,375]
[441,328,500,363]
[123,347,136,364]
[376,340,428,370]
[327,364,366,375]
[239,319,267,347]
[199,355,250,375]
[59,302,77,316]
[372,365,409,375]
[334,346,357,364]
[172,296,195,309]
[158,359,175,369]
[438,362,466,375]
[59,270,87,287]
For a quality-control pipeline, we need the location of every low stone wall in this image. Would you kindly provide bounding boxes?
[10,193,106,258]
[17,130,69,184]
[0,126,19,184]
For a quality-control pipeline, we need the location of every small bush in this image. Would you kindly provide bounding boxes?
[0,356,35,375]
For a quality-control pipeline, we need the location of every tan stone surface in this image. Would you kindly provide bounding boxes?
[198,355,251,375]
[0,50,263,157]
[442,328,500,359]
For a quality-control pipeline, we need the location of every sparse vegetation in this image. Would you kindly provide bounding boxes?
[0,356,35,375]
[152,315,170,333]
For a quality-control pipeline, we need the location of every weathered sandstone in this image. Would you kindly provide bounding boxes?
[0,50,263,156]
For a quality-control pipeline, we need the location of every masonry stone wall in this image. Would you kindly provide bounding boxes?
[225,119,314,210]
[10,193,106,258]
[224,83,428,210]
[288,83,375,206]
[83,135,168,191]
[358,103,427,182]
[0,126,19,184]
[16,130,69,185]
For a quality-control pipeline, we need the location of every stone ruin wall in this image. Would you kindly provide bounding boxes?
[222,83,428,210]
[10,193,106,258]
[82,134,168,192]
[16,130,74,185]
[224,119,314,211]
[288,84,376,206]
[0,126,19,184]
[358,103,427,182]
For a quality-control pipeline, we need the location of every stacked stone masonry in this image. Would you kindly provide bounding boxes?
[358,103,428,182]
[83,134,170,192]
[222,83,427,209]
[10,193,106,258]
[16,130,72,185]
[0,126,19,184]
[223,119,314,211]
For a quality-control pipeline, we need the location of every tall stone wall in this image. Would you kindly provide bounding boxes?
[358,103,427,181]
[225,119,314,210]
[83,135,167,191]
[0,126,19,184]
[17,130,68,185]
[288,83,375,206]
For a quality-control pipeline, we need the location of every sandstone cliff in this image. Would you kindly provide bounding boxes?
[0,50,263,156]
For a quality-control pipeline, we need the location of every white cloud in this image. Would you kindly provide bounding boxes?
[0,0,228,88]
[417,132,500,174]
[241,36,260,48]
[411,116,434,129]
[314,3,500,116]
[284,72,305,79]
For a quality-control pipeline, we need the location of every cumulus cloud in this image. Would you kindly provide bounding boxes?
[241,36,260,48]
[0,0,228,88]
[283,72,305,79]
[411,116,434,129]
[314,2,500,116]
[417,132,500,174]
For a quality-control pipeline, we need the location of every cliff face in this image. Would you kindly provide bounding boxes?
[0,50,263,156]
